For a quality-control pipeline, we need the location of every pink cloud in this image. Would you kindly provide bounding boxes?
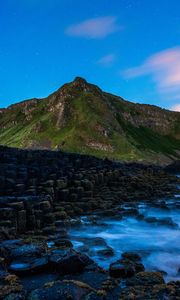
[123,47,180,99]
[97,53,116,66]
[171,104,180,112]
[65,16,120,39]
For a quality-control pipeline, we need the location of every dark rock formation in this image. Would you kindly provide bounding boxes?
[109,252,145,279]
[0,146,178,237]
[0,146,179,299]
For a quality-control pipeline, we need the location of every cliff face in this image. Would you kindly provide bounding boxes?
[0,77,180,163]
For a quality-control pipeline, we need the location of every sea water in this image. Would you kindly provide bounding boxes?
[70,181,180,282]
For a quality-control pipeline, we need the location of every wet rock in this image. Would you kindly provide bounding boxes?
[133,262,145,273]
[69,218,82,227]
[88,237,107,247]
[54,239,73,249]
[9,256,49,276]
[122,208,139,216]
[85,215,100,223]
[96,247,114,258]
[120,281,180,300]
[20,272,59,293]
[121,252,141,262]
[156,269,168,276]
[109,252,145,279]
[159,200,169,210]
[126,271,165,286]
[109,261,135,278]
[64,270,109,290]
[136,213,144,220]
[49,249,94,275]
[10,244,46,259]
[27,280,94,300]
[120,258,145,274]
[0,240,23,262]
[76,245,89,254]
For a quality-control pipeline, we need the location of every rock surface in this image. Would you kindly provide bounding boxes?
[0,146,178,236]
[0,146,179,299]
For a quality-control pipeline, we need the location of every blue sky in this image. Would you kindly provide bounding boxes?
[0,0,180,111]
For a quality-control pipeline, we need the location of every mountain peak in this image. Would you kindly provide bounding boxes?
[0,77,179,163]
[69,76,101,94]
[73,76,87,84]
[71,76,90,91]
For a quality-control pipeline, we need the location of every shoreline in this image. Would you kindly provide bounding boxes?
[0,146,180,299]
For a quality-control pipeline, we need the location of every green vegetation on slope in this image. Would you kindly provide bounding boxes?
[0,77,179,163]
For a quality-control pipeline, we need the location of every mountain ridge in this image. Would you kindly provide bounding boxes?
[0,77,180,164]
[1,76,178,113]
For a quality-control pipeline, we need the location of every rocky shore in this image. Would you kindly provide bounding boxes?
[0,146,179,299]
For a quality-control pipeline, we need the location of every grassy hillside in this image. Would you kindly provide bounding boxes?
[0,77,180,164]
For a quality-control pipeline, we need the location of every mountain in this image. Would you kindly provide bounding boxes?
[0,77,180,164]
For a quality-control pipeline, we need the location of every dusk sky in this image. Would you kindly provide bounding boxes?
[0,0,180,111]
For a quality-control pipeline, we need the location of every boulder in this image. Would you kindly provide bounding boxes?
[49,249,94,275]
[109,261,135,278]
[96,247,114,257]
[10,244,46,259]
[9,257,49,276]
[121,252,141,262]
[27,280,94,300]
[54,239,73,249]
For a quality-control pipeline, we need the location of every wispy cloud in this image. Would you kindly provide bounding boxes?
[123,47,180,99]
[97,53,116,67]
[170,104,180,112]
[65,16,121,39]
